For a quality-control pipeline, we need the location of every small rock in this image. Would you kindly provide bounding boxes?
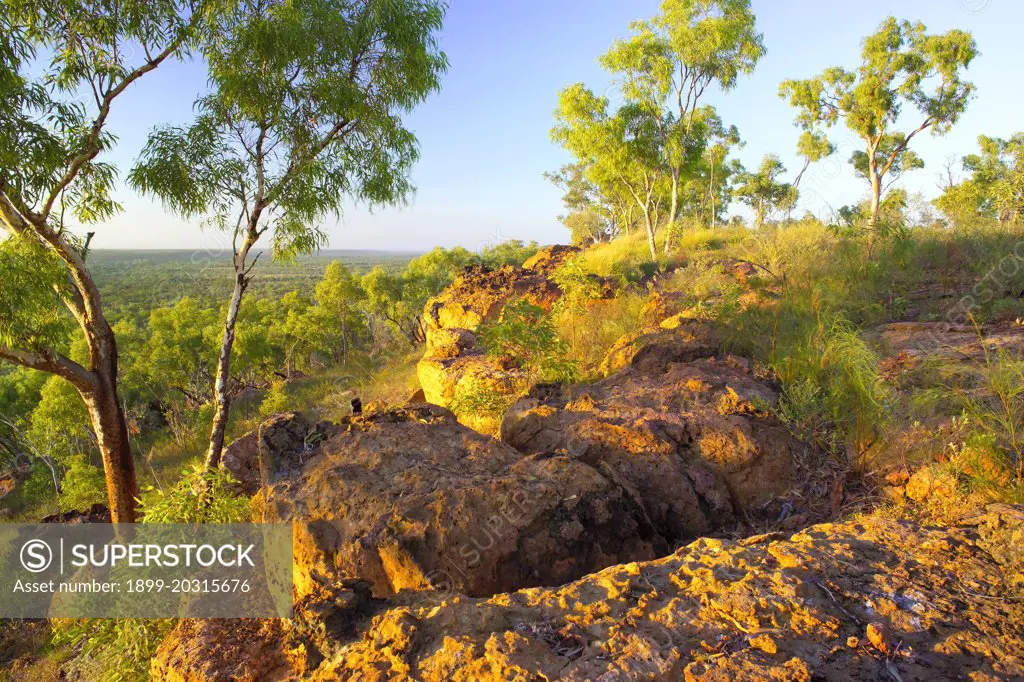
[905,467,956,503]
[749,634,778,655]
[866,622,890,655]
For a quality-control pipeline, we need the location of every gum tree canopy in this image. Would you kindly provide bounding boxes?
[780,17,977,233]
[128,0,448,468]
[0,0,215,522]
[553,0,763,261]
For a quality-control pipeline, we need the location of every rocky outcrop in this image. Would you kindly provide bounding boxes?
[416,245,579,433]
[41,503,111,524]
[152,505,1024,681]
[503,321,799,544]
[221,411,338,495]
[521,244,580,273]
[259,404,665,601]
[877,321,1024,364]
[599,319,720,376]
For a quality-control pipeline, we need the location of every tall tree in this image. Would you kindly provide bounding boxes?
[315,261,366,362]
[553,85,667,260]
[780,17,977,233]
[545,163,618,245]
[130,0,447,468]
[600,0,764,237]
[0,0,213,521]
[698,111,742,229]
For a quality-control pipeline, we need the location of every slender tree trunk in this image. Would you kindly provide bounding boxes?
[664,171,680,256]
[868,165,882,258]
[205,239,256,468]
[668,170,680,228]
[709,161,717,230]
[643,209,657,262]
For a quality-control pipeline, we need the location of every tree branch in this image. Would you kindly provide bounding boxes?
[0,346,94,392]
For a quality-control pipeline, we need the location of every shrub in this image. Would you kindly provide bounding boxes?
[259,378,290,417]
[480,300,578,384]
[59,455,106,511]
[50,619,175,682]
[140,465,252,524]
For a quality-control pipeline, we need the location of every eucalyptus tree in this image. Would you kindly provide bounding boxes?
[545,163,619,244]
[553,84,667,260]
[600,0,764,235]
[785,131,835,224]
[963,134,1024,223]
[698,111,742,228]
[780,17,977,233]
[0,0,214,521]
[734,154,795,229]
[130,0,447,467]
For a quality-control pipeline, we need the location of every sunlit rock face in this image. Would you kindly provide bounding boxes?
[503,321,800,542]
[258,404,665,601]
[152,505,1024,681]
[416,245,579,434]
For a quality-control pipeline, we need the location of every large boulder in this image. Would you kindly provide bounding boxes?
[221,412,338,495]
[503,324,799,544]
[259,404,665,601]
[416,250,577,433]
[153,505,1024,681]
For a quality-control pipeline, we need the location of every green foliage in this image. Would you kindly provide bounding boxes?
[58,455,107,511]
[259,378,290,418]
[1,0,207,226]
[769,314,890,458]
[26,376,94,468]
[951,346,1024,483]
[478,240,541,268]
[733,154,795,228]
[51,617,175,682]
[141,464,252,524]
[937,133,1024,226]
[553,0,763,259]
[129,0,449,261]
[0,236,74,352]
[448,382,521,425]
[780,16,978,227]
[480,301,578,384]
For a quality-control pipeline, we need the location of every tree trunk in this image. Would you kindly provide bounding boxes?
[643,210,657,262]
[668,170,679,228]
[205,255,252,469]
[81,337,139,522]
[868,165,882,230]
[709,162,717,231]
[664,171,679,256]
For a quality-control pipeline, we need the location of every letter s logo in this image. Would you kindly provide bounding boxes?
[20,540,53,573]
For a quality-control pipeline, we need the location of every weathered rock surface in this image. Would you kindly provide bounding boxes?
[522,244,581,273]
[260,404,665,601]
[503,322,799,544]
[877,321,1024,364]
[152,505,1024,681]
[221,411,338,495]
[416,246,579,433]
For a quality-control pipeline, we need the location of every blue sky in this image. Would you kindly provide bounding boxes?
[95,0,1022,250]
